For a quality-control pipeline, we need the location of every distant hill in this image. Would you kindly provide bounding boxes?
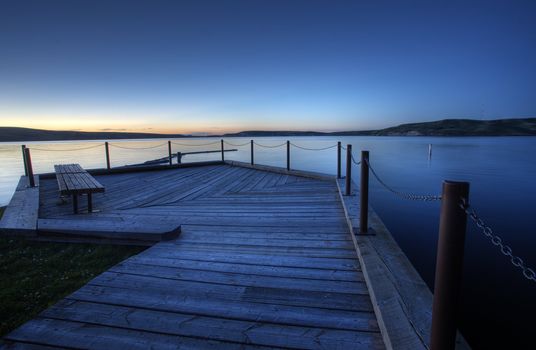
[369,118,536,136]
[1,118,535,142]
[224,118,536,137]
[0,127,187,142]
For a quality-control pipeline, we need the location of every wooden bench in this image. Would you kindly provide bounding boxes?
[54,164,105,214]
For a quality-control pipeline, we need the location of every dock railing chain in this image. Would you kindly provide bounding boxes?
[170,140,221,147]
[109,142,168,150]
[351,153,361,166]
[289,142,338,151]
[29,143,104,152]
[253,141,287,148]
[460,199,536,283]
[366,158,442,201]
[223,140,251,147]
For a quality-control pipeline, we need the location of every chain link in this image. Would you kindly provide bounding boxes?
[290,143,338,151]
[30,143,104,152]
[366,158,442,201]
[460,199,536,283]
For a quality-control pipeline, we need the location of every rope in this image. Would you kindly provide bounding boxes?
[366,158,442,201]
[171,140,221,147]
[109,142,167,150]
[290,143,337,151]
[29,143,104,152]
[253,141,287,148]
[224,141,251,147]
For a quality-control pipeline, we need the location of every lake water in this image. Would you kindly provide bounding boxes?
[1,136,535,349]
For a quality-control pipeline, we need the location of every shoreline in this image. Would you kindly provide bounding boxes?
[2,118,535,142]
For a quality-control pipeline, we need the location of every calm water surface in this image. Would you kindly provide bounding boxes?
[0,136,535,349]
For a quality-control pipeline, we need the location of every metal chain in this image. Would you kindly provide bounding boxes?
[460,199,536,283]
[171,140,221,147]
[109,142,167,150]
[224,141,251,147]
[290,143,338,151]
[366,158,442,201]
[350,154,361,166]
[253,141,287,148]
[30,143,104,152]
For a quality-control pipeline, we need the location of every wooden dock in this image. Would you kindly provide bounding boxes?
[0,161,451,349]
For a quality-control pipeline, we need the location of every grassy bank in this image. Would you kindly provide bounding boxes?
[0,206,145,336]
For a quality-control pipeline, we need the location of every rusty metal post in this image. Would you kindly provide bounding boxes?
[250,140,254,165]
[105,142,111,170]
[360,151,369,233]
[337,142,341,179]
[24,148,35,187]
[21,145,28,176]
[87,193,93,213]
[168,141,172,166]
[430,181,470,350]
[177,152,182,164]
[345,144,352,195]
[72,195,78,214]
[221,139,225,161]
[286,141,290,171]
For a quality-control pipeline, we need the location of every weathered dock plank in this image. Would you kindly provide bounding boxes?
[38,300,383,350]
[1,164,385,349]
[0,176,39,235]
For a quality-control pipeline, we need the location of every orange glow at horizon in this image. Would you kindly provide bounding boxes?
[0,114,247,135]
[0,110,359,134]
[0,116,336,135]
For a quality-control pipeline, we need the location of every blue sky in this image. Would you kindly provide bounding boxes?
[0,0,535,134]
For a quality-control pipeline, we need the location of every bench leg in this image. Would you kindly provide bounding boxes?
[87,193,93,213]
[73,194,78,214]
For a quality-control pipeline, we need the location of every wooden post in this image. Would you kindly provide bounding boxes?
[221,139,225,161]
[72,195,78,214]
[177,152,182,164]
[105,142,111,170]
[345,144,352,195]
[87,193,93,213]
[250,140,254,165]
[21,145,28,176]
[360,151,369,233]
[337,141,341,179]
[24,148,35,187]
[430,181,470,350]
[286,140,290,171]
[168,141,172,166]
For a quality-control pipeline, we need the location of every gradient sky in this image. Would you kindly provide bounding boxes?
[1,0,535,134]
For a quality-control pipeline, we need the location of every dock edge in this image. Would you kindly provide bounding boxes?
[335,178,470,350]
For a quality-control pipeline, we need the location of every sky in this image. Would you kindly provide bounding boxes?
[0,0,535,134]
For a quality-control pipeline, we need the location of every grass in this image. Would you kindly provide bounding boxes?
[0,206,145,336]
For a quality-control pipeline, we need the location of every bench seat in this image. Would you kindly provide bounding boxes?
[54,164,105,213]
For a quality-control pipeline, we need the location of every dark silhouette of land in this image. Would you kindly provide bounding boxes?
[1,118,535,142]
